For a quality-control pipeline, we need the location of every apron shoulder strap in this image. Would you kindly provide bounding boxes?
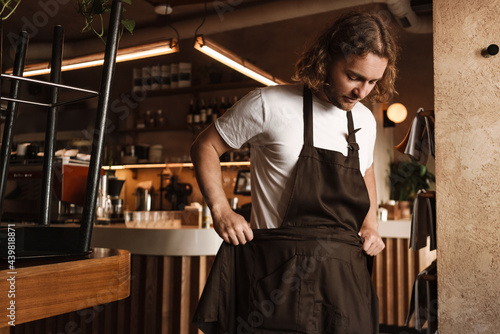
[303,85,313,146]
[346,111,360,158]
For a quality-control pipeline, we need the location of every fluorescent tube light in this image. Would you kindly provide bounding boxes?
[7,40,179,77]
[194,35,286,86]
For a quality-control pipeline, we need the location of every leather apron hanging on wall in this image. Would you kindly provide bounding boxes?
[193,86,379,333]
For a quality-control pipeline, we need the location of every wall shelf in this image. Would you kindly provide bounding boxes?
[143,80,262,98]
[116,126,188,134]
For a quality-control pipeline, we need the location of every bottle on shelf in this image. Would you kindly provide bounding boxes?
[193,99,201,126]
[212,97,220,122]
[151,64,162,90]
[178,62,192,88]
[155,109,165,128]
[219,96,227,117]
[187,98,195,128]
[224,96,233,111]
[161,65,171,89]
[170,63,179,88]
[231,95,239,107]
[201,200,212,228]
[206,98,214,123]
[199,98,207,125]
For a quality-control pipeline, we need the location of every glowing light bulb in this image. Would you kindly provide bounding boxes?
[387,103,407,123]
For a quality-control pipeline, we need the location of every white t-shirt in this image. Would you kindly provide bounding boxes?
[215,84,376,229]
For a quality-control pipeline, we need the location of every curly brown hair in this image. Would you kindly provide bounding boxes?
[293,11,399,103]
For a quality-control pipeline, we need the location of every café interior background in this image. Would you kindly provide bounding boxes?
[0,0,433,207]
[3,1,500,333]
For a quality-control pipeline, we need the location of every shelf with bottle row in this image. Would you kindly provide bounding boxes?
[103,161,250,170]
[116,125,187,134]
[136,80,262,98]
[119,80,260,135]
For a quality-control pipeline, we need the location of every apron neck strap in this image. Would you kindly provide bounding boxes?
[303,85,313,146]
[303,85,360,158]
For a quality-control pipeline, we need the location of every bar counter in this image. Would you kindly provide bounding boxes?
[90,224,223,256]
[7,219,434,333]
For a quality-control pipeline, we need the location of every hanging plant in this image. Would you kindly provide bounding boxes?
[1,1,135,41]
[76,0,135,43]
[0,0,22,20]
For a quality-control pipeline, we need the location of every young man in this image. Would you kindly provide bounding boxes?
[192,11,398,333]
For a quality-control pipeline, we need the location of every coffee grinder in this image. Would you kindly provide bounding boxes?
[107,176,125,219]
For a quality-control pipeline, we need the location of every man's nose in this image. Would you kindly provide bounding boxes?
[354,82,371,100]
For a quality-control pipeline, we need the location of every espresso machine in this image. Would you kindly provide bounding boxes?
[2,158,94,223]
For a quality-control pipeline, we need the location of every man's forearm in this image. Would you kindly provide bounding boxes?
[191,125,254,245]
[361,164,379,232]
[190,125,233,219]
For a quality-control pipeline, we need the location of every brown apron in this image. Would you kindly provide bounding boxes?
[193,86,379,333]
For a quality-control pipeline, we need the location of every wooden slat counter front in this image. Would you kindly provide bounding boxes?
[0,248,130,331]
[91,225,223,334]
[9,225,222,334]
[373,219,436,327]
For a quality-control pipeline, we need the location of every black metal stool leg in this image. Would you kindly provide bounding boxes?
[78,0,123,253]
[0,31,28,220]
[39,25,64,226]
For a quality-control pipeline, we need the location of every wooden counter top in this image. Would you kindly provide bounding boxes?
[378,219,412,239]
[0,248,130,328]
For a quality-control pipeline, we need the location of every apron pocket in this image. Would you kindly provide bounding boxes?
[251,254,317,332]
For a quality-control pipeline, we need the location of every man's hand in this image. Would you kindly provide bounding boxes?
[359,226,385,256]
[212,208,253,245]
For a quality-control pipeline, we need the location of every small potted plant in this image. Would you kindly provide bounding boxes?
[388,158,435,218]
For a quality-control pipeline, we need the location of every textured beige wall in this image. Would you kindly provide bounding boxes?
[434,0,500,332]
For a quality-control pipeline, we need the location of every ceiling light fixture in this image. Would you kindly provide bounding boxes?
[6,39,179,77]
[194,35,287,86]
[154,4,173,15]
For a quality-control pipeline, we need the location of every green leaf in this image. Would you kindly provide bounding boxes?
[419,164,427,177]
[121,18,135,34]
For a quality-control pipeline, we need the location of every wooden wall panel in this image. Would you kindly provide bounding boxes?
[372,237,435,327]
